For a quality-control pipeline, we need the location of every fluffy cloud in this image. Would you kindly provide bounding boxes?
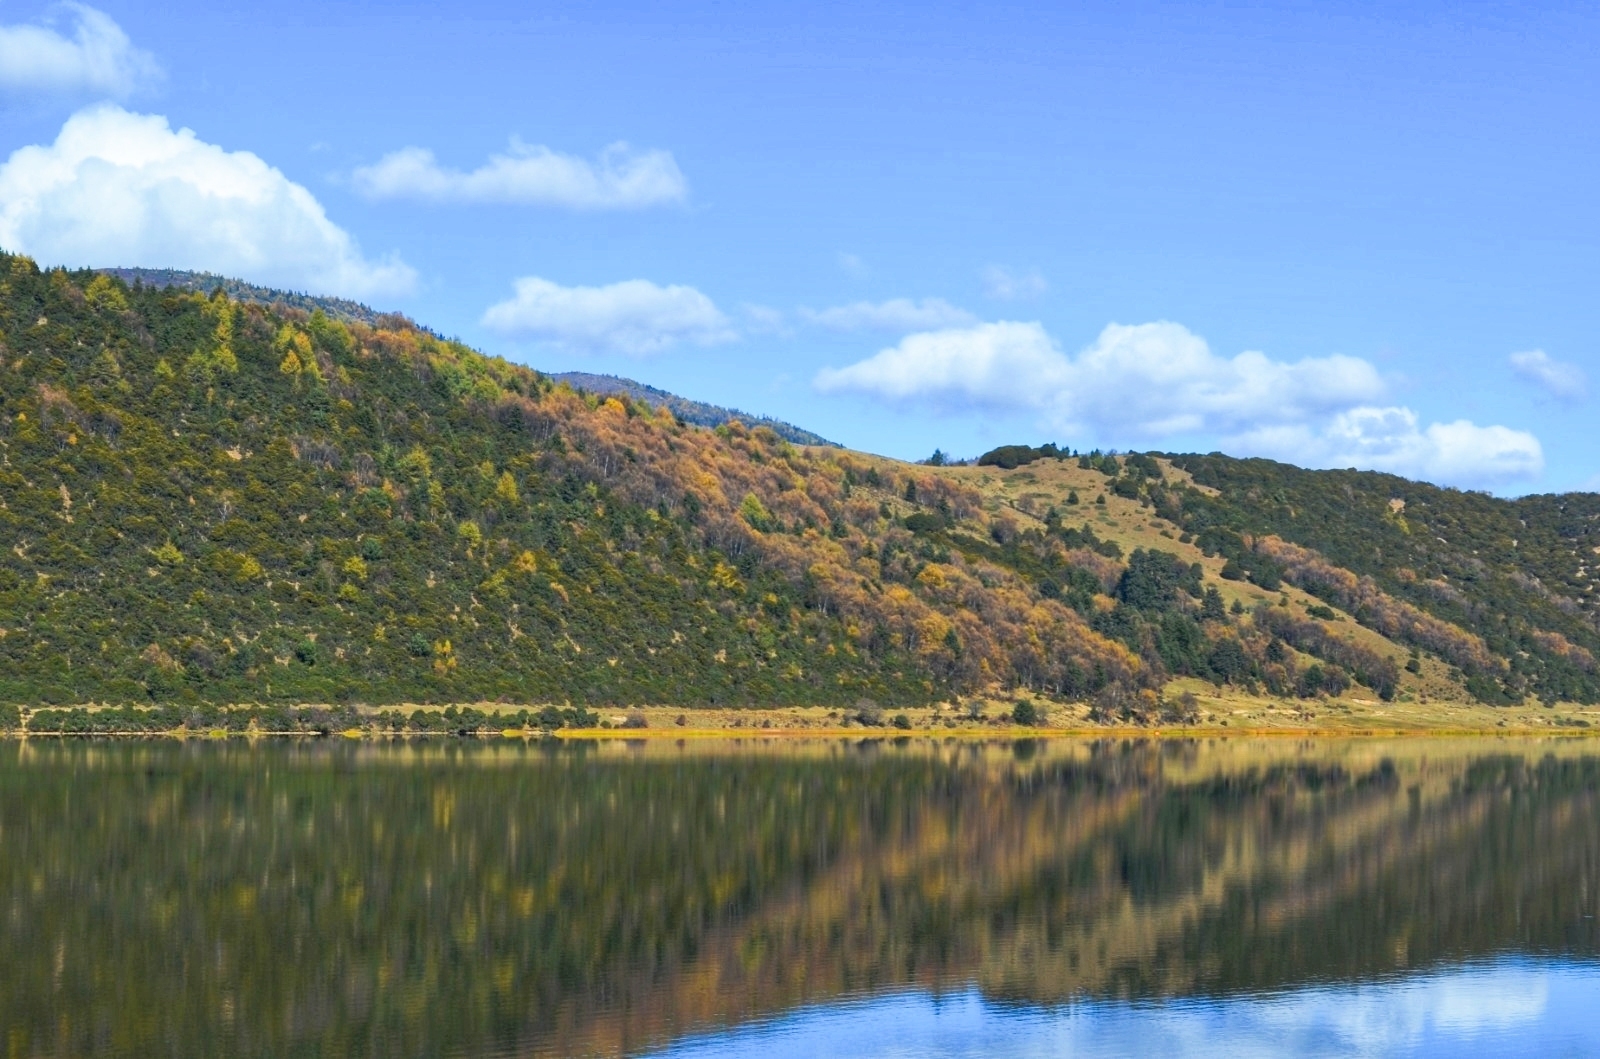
[1236,408,1543,487]
[817,319,1544,487]
[802,298,976,332]
[982,264,1047,301]
[818,320,1385,433]
[351,140,686,209]
[0,3,160,98]
[1510,349,1587,401]
[481,276,735,355]
[0,104,415,298]
[816,321,1067,408]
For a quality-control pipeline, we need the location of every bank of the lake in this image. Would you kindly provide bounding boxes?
[3,688,1599,739]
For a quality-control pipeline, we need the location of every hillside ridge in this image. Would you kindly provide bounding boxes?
[549,371,836,447]
[95,267,397,329]
[94,270,834,448]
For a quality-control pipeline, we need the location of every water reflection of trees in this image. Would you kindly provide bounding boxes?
[0,738,1595,1057]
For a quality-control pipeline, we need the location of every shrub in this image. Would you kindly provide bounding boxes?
[853,699,884,727]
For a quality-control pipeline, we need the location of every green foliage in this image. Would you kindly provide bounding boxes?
[1117,549,1202,610]
[739,492,775,532]
[978,442,1065,469]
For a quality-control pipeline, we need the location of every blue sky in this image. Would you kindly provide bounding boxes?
[0,1,1595,493]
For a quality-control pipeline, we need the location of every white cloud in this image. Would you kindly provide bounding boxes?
[0,3,160,98]
[837,252,869,278]
[816,320,1067,408]
[653,965,1557,1059]
[1510,349,1587,401]
[481,276,735,356]
[818,320,1385,433]
[1236,408,1543,486]
[802,297,976,332]
[0,104,415,298]
[351,139,686,209]
[817,319,1544,487]
[982,264,1047,301]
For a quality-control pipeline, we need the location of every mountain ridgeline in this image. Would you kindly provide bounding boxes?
[95,272,834,447]
[95,267,395,329]
[0,253,1596,712]
[549,372,836,448]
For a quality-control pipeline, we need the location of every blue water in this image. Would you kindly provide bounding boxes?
[651,959,1600,1058]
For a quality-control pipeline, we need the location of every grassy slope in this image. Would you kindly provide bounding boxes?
[917,455,1594,724]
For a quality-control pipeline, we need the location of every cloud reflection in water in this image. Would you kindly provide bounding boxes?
[649,959,1590,1059]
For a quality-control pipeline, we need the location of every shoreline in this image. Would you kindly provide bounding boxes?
[5,692,1598,740]
[6,724,1600,740]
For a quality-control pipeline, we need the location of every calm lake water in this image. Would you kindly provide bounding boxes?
[1,737,1596,1057]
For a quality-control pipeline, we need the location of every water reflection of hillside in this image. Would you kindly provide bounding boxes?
[0,738,1595,1057]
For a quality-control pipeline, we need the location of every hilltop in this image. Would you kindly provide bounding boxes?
[94,268,396,329]
[0,253,1596,725]
[94,271,833,446]
[549,371,835,447]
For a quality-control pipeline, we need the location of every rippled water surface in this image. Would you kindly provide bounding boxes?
[1,737,1597,1057]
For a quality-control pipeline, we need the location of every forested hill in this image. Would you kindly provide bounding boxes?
[0,254,1134,708]
[0,252,1595,711]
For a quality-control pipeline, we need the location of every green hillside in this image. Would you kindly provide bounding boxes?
[0,253,1595,717]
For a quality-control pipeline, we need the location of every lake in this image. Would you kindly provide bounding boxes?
[0,737,1596,1057]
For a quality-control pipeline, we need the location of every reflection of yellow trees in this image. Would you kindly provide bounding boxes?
[2,739,1596,1057]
